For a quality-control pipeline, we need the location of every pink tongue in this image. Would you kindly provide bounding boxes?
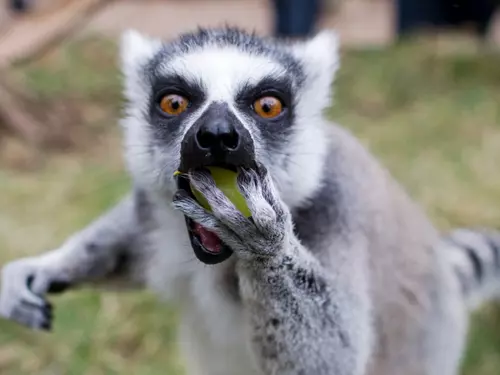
[193,223,222,253]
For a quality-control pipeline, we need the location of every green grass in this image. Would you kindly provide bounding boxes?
[1,35,500,374]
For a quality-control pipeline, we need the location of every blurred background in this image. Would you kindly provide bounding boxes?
[0,0,500,374]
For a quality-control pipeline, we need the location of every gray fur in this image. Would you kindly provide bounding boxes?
[440,228,500,310]
[146,27,306,87]
[172,165,368,374]
[0,194,145,330]
[0,27,499,375]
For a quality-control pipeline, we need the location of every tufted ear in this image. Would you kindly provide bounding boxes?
[119,29,162,105]
[120,29,162,75]
[292,30,340,111]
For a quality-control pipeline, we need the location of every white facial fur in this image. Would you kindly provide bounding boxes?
[119,28,340,209]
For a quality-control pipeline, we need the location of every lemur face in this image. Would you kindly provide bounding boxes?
[120,27,339,263]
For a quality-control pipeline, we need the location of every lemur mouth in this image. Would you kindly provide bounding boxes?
[176,168,234,265]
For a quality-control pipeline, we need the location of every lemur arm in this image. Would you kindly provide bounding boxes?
[237,241,370,375]
[236,240,370,375]
[0,193,144,330]
[173,166,372,375]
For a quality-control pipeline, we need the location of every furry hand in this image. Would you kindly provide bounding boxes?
[172,164,294,259]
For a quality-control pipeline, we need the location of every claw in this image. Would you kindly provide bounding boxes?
[40,320,52,331]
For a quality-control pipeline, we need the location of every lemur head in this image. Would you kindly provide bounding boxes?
[120,27,339,263]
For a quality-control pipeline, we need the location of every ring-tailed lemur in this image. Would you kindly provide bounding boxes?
[1,27,499,375]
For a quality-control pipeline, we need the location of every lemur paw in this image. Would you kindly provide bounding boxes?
[0,258,70,331]
[172,164,294,259]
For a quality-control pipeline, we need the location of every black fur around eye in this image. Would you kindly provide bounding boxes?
[150,74,206,117]
[236,77,293,119]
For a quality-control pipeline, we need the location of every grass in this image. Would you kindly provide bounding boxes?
[0,34,500,374]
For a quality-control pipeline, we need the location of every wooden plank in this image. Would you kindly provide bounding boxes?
[0,77,45,147]
[0,0,110,68]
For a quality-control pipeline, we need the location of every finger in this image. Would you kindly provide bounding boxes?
[172,190,222,231]
[189,169,256,237]
[28,271,53,296]
[236,167,277,236]
[12,301,52,331]
[255,163,286,217]
[173,190,247,252]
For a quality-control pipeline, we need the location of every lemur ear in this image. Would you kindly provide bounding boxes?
[120,29,162,78]
[292,30,340,110]
[120,29,162,103]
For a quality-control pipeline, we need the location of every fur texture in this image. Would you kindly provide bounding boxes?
[0,27,499,375]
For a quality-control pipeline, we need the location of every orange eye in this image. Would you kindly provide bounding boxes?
[253,96,283,119]
[159,94,189,115]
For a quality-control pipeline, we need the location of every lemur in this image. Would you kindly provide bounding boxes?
[1,27,500,375]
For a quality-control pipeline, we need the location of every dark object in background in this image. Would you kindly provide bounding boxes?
[9,0,32,13]
[272,0,321,37]
[396,0,498,39]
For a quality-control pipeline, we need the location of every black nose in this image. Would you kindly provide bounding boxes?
[179,103,255,171]
[196,120,240,152]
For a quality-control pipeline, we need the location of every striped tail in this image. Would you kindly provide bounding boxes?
[441,228,500,311]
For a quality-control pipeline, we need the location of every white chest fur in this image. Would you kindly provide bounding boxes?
[144,200,260,375]
[176,268,260,375]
